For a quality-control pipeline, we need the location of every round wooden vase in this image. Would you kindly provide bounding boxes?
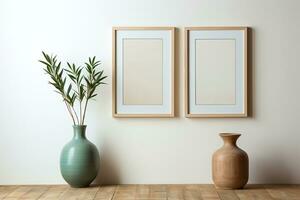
[212,133,248,189]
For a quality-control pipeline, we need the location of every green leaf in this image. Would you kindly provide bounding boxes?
[67,84,72,95]
[79,76,83,84]
[77,68,82,76]
[99,76,107,82]
[64,69,73,74]
[85,63,92,73]
[90,94,97,98]
[43,68,50,74]
[42,52,51,63]
[67,74,76,81]
[67,62,72,70]
[84,77,91,87]
[39,60,51,67]
[94,61,100,66]
[56,62,61,74]
[53,55,57,63]
[59,70,63,78]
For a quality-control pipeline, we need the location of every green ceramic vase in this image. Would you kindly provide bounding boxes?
[60,125,100,188]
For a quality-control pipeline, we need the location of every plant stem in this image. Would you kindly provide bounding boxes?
[71,106,79,125]
[82,98,89,125]
[79,102,82,125]
[77,82,82,125]
[64,101,76,125]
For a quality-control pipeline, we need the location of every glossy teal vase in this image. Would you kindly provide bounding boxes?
[60,125,100,188]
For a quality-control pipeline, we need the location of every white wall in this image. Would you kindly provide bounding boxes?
[1,0,300,185]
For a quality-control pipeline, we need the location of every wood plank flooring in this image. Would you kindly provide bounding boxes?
[0,184,300,200]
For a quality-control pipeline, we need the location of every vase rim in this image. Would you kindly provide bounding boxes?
[73,125,87,128]
[219,133,241,137]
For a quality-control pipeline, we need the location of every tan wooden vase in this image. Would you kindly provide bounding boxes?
[212,133,249,189]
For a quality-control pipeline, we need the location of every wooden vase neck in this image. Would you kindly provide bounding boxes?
[220,133,241,147]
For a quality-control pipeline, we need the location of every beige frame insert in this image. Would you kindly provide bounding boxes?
[185,27,248,118]
[112,27,175,118]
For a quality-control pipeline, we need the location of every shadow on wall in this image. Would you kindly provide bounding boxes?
[174,27,180,117]
[93,139,120,185]
[253,155,295,184]
[247,28,255,118]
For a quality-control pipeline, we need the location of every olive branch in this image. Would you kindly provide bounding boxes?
[39,52,107,125]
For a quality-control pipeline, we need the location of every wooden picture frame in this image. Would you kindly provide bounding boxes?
[185,27,248,118]
[112,27,175,118]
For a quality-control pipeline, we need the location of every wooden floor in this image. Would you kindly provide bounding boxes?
[0,184,300,200]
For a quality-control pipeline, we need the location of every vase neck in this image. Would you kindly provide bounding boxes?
[220,133,241,147]
[73,125,87,140]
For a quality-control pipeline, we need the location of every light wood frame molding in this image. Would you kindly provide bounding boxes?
[185,27,248,118]
[112,27,175,118]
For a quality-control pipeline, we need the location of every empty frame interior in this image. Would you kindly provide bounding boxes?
[195,39,236,105]
[113,27,174,117]
[186,27,247,117]
[123,39,163,105]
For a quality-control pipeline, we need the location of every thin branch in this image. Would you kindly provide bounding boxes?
[70,106,80,125]
[82,85,91,125]
[64,101,76,125]
[76,82,83,125]
[80,102,82,125]
[82,97,89,125]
